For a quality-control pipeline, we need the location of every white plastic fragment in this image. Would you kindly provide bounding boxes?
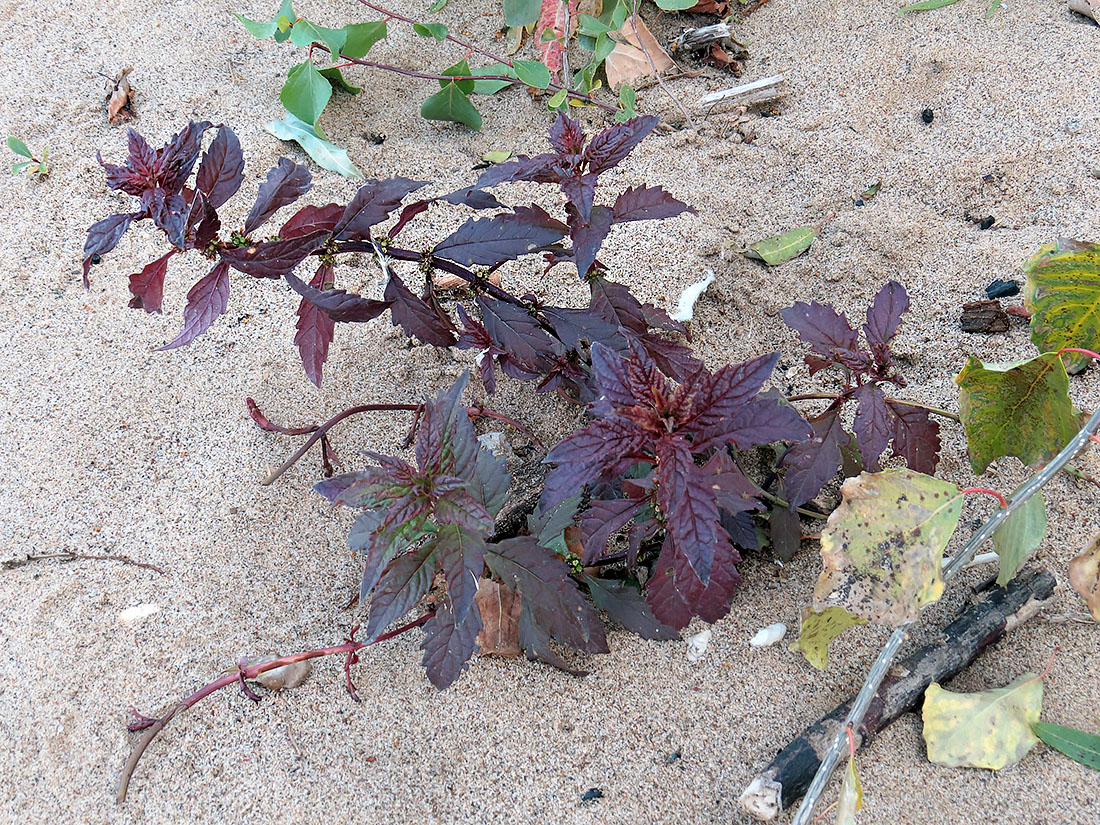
[686,628,712,662]
[749,622,788,647]
[118,604,161,625]
[670,269,716,322]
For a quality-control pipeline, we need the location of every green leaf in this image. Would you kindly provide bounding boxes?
[6,137,32,158]
[860,180,882,200]
[547,88,568,110]
[342,21,387,57]
[992,487,1046,586]
[615,84,636,122]
[513,59,551,89]
[528,495,582,557]
[289,19,347,61]
[280,61,333,125]
[987,0,1004,15]
[815,469,963,626]
[745,226,817,265]
[922,674,1042,769]
[482,150,513,163]
[956,352,1080,474]
[413,21,448,40]
[1023,239,1100,374]
[469,63,517,95]
[577,13,613,35]
[429,0,449,11]
[266,113,364,178]
[235,12,278,39]
[789,606,867,670]
[1032,722,1100,771]
[421,63,482,131]
[654,0,697,8]
[320,67,362,94]
[835,756,862,825]
[273,0,295,31]
[899,0,961,12]
[11,160,32,174]
[503,0,541,27]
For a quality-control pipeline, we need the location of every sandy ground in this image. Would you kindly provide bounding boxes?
[1,0,1098,822]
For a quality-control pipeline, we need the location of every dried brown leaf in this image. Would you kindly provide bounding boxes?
[106,67,135,124]
[605,17,675,91]
[1068,533,1100,622]
[475,578,523,657]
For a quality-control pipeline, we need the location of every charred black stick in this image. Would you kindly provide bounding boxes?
[739,566,1056,821]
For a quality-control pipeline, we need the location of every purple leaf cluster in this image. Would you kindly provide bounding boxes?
[779,281,941,511]
[86,115,693,390]
[543,342,812,630]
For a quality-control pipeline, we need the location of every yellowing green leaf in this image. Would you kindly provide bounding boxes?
[835,756,862,825]
[1032,722,1100,771]
[956,353,1080,474]
[815,469,962,626]
[789,606,867,670]
[1024,239,1100,374]
[746,226,817,265]
[1068,533,1100,622]
[992,487,1047,587]
[481,150,513,164]
[921,674,1042,770]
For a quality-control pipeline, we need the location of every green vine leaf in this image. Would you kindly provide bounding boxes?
[814,469,963,626]
[922,673,1042,770]
[288,19,347,61]
[320,67,362,95]
[235,0,295,40]
[421,60,481,130]
[266,113,363,178]
[992,487,1046,586]
[281,61,333,126]
[789,606,867,670]
[503,0,541,27]
[513,60,552,90]
[956,352,1080,474]
[413,21,448,40]
[1032,722,1100,771]
[1023,239,1100,374]
[342,21,388,58]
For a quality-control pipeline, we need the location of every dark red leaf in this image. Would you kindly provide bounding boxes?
[473,153,559,188]
[294,264,337,387]
[548,113,586,156]
[333,177,427,240]
[243,158,312,234]
[220,229,329,278]
[539,306,623,350]
[542,417,648,510]
[780,300,866,371]
[583,116,659,174]
[636,333,702,383]
[83,212,137,286]
[441,187,504,210]
[589,277,674,335]
[478,297,555,372]
[516,605,586,675]
[767,501,802,562]
[434,525,487,624]
[127,251,175,313]
[656,436,719,584]
[195,126,245,208]
[888,401,941,474]
[561,172,598,223]
[280,203,343,239]
[388,199,432,238]
[420,602,482,689]
[154,120,212,194]
[687,352,780,432]
[852,383,894,468]
[569,204,613,278]
[863,280,909,353]
[693,396,812,452]
[433,208,567,267]
[704,450,764,516]
[780,411,845,509]
[160,260,231,350]
[145,188,187,249]
[584,575,678,640]
[364,543,437,639]
[579,498,642,563]
[285,270,392,322]
[384,272,457,346]
[645,531,741,630]
[611,184,693,224]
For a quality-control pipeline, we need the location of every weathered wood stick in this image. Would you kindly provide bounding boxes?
[695,75,786,109]
[739,566,1057,821]
[672,23,733,53]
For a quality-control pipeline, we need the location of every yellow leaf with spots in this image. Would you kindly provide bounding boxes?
[1023,238,1100,374]
[1068,533,1100,622]
[814,469,963,626]
[789,606,867,670]
[921,674,1042,769]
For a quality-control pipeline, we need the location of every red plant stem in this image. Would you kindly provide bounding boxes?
[785,392,961,423]
[262,403,421,486]
[961,487,1008,508]
[1057,347,1100,363]
[117,612,434,803]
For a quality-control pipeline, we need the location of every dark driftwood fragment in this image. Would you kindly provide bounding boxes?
[740,566,1056,821]
[490,456,549,541]
[960,299,1010,333]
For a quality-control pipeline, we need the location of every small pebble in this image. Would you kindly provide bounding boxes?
[118,604,160,625]
[90,253,102,265]
[252,659,313,691]
[686,628,712,662]
[749,622,788,647]
[985,279,1020,299]
[581,788,604,802]
[978,216,995,230]
[664,750,682,764]
[921,108,935,124]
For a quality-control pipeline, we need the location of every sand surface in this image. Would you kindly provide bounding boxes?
[1,0,1098,822]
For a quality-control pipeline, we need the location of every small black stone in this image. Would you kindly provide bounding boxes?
[581,788,604,802]
[854,198,865,207]
[364,132,387,145]
[985,279,1020,299]
[921,108,935,124]
[90,253,102,265]
[978,216,995,230]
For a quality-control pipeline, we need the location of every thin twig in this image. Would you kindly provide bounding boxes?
[757,489,831,520]
[2,551,166,575]
[790,404,1100,825]
[630,0,694,128]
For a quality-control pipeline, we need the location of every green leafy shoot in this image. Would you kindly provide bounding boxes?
[281,61,332,125]
[899,0,961,12]
[616,85,636,122]
[421,59,482,130]
[7,136,48,177]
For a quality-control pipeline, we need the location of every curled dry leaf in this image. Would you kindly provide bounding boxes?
[605,16,675,91]
[1068,533,1100,622]
[432,270,502,291]
[1068,0,1099,25]
[475,578,523,657]
[106,67,135,124]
